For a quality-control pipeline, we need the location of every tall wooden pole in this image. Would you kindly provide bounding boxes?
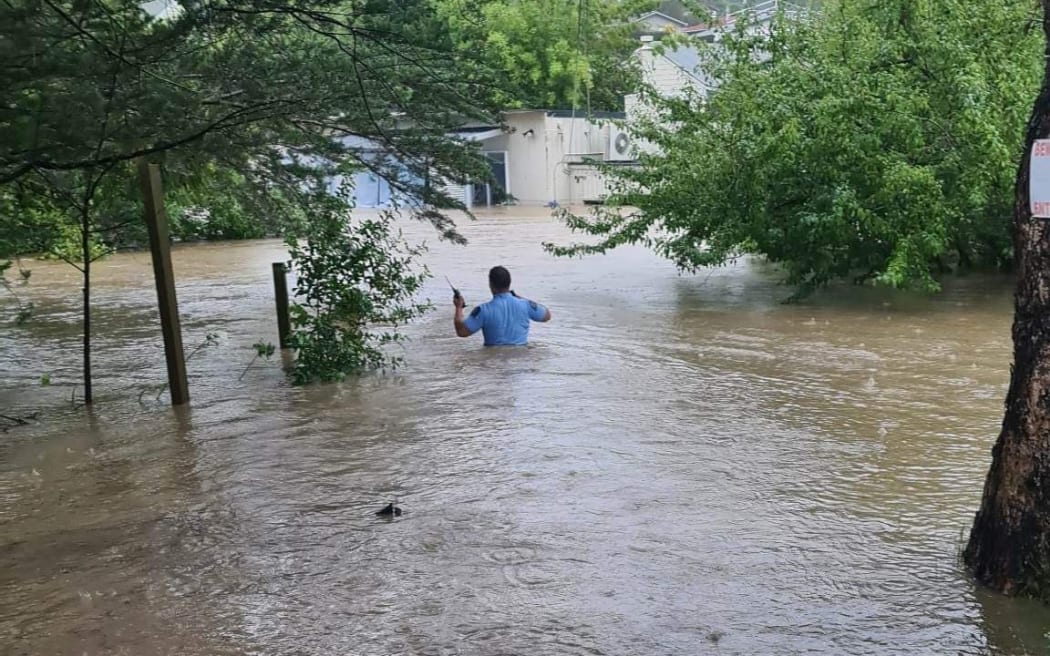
[272,262,291,349]
[138,158,190,406]
[81,204,93,405]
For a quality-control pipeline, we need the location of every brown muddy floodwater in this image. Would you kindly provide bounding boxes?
[1,209,1048,655]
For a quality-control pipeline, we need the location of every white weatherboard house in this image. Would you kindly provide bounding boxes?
[336,1,798,210]
[445,110,635,208]
[340,111,637,209]
[626,1,793,127]
[625,36,710,123]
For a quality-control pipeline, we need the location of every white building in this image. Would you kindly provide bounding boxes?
[450,110,634,208]
[626,0,793,125]
[625,36,711,122]
[321,111,635,209]
[339,2,800,210]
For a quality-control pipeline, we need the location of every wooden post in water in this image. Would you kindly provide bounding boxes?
[138,158,190,406]
[272,262,291,349]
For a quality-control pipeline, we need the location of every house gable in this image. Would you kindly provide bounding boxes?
[632,0,703,34]
[634,11,688,30]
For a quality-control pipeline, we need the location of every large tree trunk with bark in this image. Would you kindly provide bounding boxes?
[964,0,1050,598]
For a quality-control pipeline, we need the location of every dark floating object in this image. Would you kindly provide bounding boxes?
[376,503,402,517]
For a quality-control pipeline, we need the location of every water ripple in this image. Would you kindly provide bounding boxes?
[0,214,1044,655]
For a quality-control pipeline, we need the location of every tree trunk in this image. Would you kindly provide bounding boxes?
[964,0,1050,598]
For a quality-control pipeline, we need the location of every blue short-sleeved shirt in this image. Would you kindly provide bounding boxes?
[462,292,547,346]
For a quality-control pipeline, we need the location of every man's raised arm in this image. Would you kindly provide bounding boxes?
[454,296,480,337]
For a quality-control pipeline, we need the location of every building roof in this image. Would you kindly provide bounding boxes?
[652,0,701,24]
[631,1,706,33]
[502,109,627,120]
[684,0,793,34]
[451,127,503,141]
[634,10,689,27]
[663,46,702,79]
[636,40,706,84]
[544,109,627,120]
[682,17,731,34]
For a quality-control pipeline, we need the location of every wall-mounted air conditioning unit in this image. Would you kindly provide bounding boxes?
[606,124,635,161]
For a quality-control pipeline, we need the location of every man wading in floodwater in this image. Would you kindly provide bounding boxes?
[453,266,551,345]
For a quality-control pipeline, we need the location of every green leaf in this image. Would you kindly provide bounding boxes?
[551,0,1036,294]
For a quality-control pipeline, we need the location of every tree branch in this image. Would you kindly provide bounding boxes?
[1,100,296,184]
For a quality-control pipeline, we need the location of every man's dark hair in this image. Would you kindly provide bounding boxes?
[489,265,511,292]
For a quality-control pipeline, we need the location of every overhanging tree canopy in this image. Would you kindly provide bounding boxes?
[549,0,1041,296]
[1,0,497,205]
[432,0,663,112]
[0,0,504,399]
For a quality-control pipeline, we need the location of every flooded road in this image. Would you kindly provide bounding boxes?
[1,209,1048,655]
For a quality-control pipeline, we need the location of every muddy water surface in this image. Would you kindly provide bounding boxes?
[1,210,1048,655]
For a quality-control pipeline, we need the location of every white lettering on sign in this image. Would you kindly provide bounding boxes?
[1031,139,1050,218]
